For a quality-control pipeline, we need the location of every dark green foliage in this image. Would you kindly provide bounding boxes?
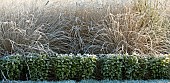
[25,54,50,80]
[0,55,23,80]
[95,57,103,80]
[136,56,148,79]
[50,54,97,80]
[0,58,3,80]
[146,56,170,79]
[50,55,72,80]
[0,54,169,81]
[101,54,170,80]
[122,55,140,80]
[101,54,123,80]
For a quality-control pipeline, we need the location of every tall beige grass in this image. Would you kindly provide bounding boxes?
[0,0,170,56]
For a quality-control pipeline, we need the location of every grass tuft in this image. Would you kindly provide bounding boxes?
[0,0,170,55]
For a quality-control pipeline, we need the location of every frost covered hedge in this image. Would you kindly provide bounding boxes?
[50,54,96,80]
[0,54,169,81]
[101,54,170,80]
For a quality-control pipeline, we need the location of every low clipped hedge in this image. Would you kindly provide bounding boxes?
[0,55,23,80]
[0,54,170,81]
[101,54,170,80]
[50,54,96,80]
[0,54,97,81]
[25,54,50,80]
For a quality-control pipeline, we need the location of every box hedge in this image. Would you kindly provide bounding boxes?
[0,54,169,81]
[101,54,124,80]
[146,56,170,79]
[24,54,50,80]
[0,54,23,80]
[50,54,97,80]
[101,54,170,80]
